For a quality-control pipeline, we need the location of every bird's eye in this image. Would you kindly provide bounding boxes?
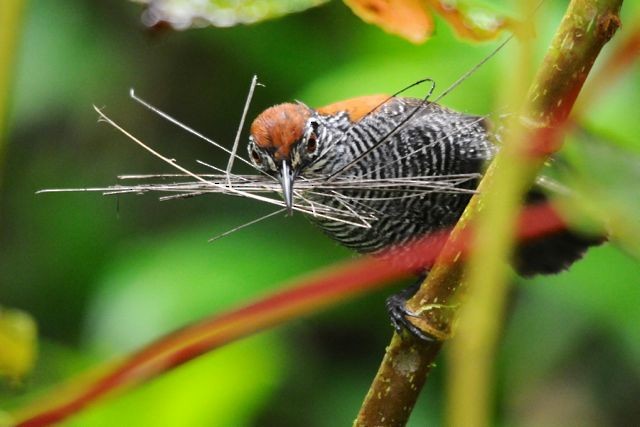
[306,120,320,154]
[251,149,262,165]
[306,133,317,154]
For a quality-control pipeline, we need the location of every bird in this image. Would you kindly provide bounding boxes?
[246,94,602,340]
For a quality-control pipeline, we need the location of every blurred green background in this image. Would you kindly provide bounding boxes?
[1,0,639,426]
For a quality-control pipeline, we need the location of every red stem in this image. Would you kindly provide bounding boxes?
[16,203,566,427]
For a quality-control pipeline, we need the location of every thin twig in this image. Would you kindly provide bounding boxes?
[226,75,259,185]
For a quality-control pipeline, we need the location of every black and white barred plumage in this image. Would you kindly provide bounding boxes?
[303,98,494,254]
[248,95,601,278]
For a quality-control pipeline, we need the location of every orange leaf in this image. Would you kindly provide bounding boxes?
[343,0,434,44]
[424,0,510,41]
[344,0,513,43]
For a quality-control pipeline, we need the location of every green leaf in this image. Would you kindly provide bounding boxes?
[137,0,329,29]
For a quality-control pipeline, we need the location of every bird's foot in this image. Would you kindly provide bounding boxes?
[386,280,437,343]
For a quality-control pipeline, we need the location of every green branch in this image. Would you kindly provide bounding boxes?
[354,0,622,426]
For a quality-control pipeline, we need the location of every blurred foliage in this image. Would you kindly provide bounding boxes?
[135,0,511,43]
[555,131,640,257]
[0,308,37,383]
[0,0,27,151]
[0,0,639,426]
[70,334,288,427]
[135,0,328,29]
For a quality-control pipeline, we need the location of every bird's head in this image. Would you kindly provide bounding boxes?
[247,95,388,213]
[248,102,327,213]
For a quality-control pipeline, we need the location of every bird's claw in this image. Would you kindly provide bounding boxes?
[386,291,436,343]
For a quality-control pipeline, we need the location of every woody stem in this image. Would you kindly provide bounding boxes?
[354,0,623,426]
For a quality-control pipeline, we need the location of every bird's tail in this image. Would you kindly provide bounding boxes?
[513,229,605,277]
[513,189,606,276]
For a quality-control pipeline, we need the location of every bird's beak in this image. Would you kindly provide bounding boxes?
[279,160,294,215]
